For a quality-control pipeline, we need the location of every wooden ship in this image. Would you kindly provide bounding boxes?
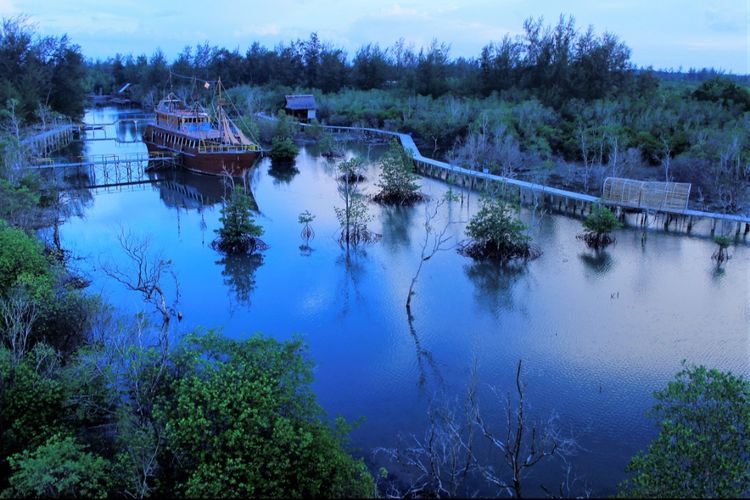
[143,81,261,176]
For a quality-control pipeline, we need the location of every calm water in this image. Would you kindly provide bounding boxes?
[58,107,749,496]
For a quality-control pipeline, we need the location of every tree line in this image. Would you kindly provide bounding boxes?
[83,15,749,213]
[0,16,86,122]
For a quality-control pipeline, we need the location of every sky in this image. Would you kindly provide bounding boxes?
[1,0,748,74]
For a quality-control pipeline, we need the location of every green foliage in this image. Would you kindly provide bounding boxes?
[154,331,375,498]
[335,158,377,247]
[273,110,296,141]
[713,235,732,249]
[2,433,112,499]
[0,344,68,469]
[463,197,537,261]
[0,221,53,301]
[0,179,40,226]
[318,131,340,158]
[298,210,316,248]
[0,17,86,121]
[692,78,750,112]
[374,140,422,204]
[712,235,733,264]
[269,136,300,161]
[304,119,324,139]
[619,364,750,498]
[213,187,264,254]
[579,206,622,248]
[269,111,300,160]
[334,195,374,247]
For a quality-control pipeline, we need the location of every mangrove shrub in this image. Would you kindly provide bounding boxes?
[461,198,540,261]
[578,206,622,249]
[373,140,423,205]
[213,187,266,254]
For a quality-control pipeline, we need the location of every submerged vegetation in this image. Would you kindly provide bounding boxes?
[372,140,425,205]
[0,10,748,500]
[83,14,749,213]
[577,205,623,249]
[460,197,541,262]
[334,158,379,248]
[213,187,266,254]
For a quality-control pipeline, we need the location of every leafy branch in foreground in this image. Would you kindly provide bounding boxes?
[618,363,750,499]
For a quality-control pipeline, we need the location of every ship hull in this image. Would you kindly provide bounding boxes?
[144,124,260,177]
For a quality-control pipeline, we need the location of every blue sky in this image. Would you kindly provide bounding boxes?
[1,0,747,74]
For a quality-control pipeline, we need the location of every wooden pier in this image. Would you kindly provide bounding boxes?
[257,114,750,237]
[25,152,178,190]
[21,124,78,156]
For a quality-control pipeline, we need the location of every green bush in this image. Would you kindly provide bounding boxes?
[269,136,300,161]
[373,140,423,204]
[213,187,265,255]
[462,198,539,261]
[153,331,376,498]
[0,221,54,301]
[618,364,750,498]
[578,206,622,249]
[3,433,112,499]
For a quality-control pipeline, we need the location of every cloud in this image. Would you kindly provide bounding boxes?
[233,24,281,38]
[0,0,17,15]
[704,3,747,33]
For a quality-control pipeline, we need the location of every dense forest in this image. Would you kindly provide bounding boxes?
[82,16,749,213]
[1,14,749,498]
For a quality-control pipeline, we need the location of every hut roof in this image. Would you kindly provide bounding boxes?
[285,94,317,110]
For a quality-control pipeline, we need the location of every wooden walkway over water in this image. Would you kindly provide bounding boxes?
[21,124,78,156]
[258,114,750,236]
[25,152,178,189]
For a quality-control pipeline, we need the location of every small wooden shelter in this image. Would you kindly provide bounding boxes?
[602,177,691,212]
[284,94,317,122]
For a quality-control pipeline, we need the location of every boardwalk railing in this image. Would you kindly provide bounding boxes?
[257,113,750,235]
[24,152,178,189]
[21,124,78,156]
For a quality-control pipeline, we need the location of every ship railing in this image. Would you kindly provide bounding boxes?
[197,143,261,153]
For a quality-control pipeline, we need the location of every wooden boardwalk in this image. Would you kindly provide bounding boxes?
[24,152,178,190]
[21,124,78,156]
[257,114,750,235]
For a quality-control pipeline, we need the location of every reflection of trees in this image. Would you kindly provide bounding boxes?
[268,160,300,185]
[216,253,263,307]
[578,250,614,275]
[380,204,415,249]
[407,316,443,390]
[464,261,527,316]
[334,251,367,319]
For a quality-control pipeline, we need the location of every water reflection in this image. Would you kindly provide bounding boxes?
[380,205,415,249]
[216,253,264,309]
[58,107,750,498]
[407,316,444,389]
[335,251,368,319]
[464,260,526,316]
[268,160,300,184]
[578,249,615,276]
[153,169,258,211]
